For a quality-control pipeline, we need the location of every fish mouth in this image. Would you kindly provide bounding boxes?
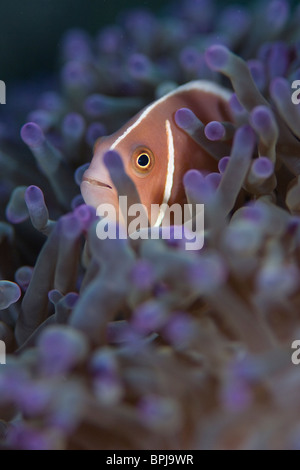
[82,176,112,190]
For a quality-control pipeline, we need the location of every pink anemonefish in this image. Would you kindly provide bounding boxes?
[81,80,232,227]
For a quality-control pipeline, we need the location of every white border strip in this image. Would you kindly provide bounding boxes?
[110,80,232,150]
[154,119,175,227]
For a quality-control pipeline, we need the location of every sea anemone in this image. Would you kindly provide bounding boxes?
[1,0,300,450]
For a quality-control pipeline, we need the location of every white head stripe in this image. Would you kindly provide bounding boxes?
[154,119,175,227]
[110,80,232,150]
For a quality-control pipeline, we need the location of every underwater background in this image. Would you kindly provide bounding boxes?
[1,0,300,450]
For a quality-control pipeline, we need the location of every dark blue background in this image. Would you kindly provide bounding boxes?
[0,0,163,81]
[2,0,280,82]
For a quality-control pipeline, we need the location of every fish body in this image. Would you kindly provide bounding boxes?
[81,80,232,226]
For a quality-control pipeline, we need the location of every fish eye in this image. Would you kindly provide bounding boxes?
[132,147,154,176]
[137,153,150,168]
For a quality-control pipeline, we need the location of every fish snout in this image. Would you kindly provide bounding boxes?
[80,164,119,211]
